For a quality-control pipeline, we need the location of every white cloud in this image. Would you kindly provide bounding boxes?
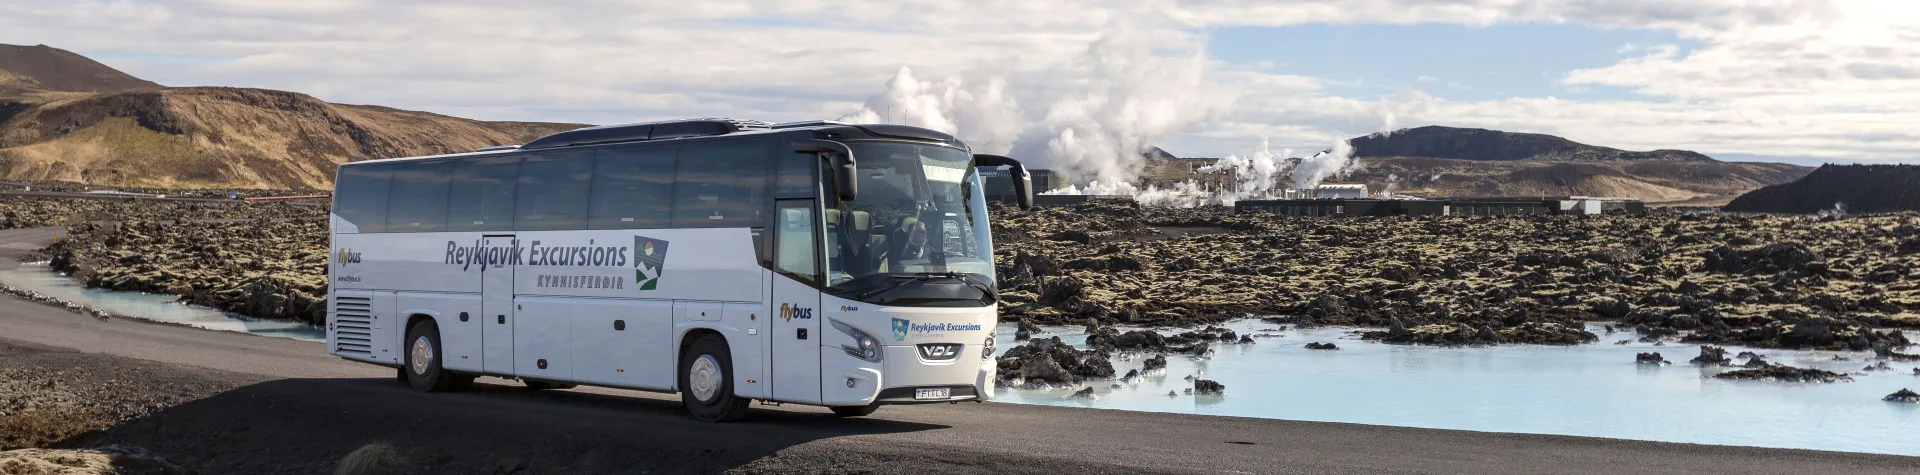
[0,0,1912,164]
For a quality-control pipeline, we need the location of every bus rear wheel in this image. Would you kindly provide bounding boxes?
[830,405,879,417]
[403,320,471,392]
[680,334,749,422]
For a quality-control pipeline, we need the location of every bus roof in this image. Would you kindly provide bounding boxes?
[339,118,968,168]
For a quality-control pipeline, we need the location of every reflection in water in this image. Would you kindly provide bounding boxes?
[0,264,323,342]
[994,320,1920,456]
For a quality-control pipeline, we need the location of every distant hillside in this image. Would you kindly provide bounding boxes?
[1347,158,1808,203]
[0,44,160,94]
[1138,126,1812,203]
[1350,126,1713,162]
[1723,164,1920,214]
[0,44,583,189]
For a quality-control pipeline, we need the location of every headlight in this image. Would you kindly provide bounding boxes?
[830,318,884,363]
[982,333,996,360]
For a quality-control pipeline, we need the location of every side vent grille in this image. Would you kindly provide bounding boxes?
[333,296,373,355]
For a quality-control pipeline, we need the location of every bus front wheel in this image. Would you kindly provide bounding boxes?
[680,334,750,422]
[403,320,472,392]
[830,405,879,417]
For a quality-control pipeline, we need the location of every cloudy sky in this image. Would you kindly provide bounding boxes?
[4,0,1917,166]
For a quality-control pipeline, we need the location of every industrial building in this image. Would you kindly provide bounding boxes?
[981,168,1070,204]
[1234,196,1644,217]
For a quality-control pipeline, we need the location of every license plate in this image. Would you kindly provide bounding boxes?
[914,388,951,400]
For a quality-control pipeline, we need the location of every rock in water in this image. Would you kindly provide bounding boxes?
[1690,345,1732,365]
[1884,388,1919,403]
[1142,355,1168,372]
[1120,369,1139,382]
[1635,352,1667,365]
[1069,386,1095,398]
[1712,366,1852,383]
[1863,361,1893,372]
[1194,379,1226,395]
[1743,355,1772,368]
[1168,390,1178,397]
[1305,342,1340,350]
[1237,334,1255,344]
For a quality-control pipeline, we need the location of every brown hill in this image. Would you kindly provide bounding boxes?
[0,44,583,189]
[0,44,160,94]
[1349,125,1713,162]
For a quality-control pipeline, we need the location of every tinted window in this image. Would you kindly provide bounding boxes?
[774,150,815,199]
[385,160,453,232]
[447,155,522,231]
[333,164,392,233]
[514,150,595,231]
[588,145,677,229]
[672,140,769,228]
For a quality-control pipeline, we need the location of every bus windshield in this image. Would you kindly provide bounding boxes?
[824,141,993,305]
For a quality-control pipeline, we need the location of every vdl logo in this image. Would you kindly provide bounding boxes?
[335,248,362,266]
[633,236,669,290]
[779,303,813,322]
[890,318,910,342]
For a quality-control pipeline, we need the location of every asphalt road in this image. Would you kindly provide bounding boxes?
[1,227,1916,474]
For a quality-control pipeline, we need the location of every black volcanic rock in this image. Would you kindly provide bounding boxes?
[1723,164,1920,214]
[1347,125,1714,162]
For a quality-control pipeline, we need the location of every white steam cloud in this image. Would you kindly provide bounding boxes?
[839,26,1233,188]
[840,67,1022,154]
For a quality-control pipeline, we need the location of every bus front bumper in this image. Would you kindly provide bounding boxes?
[820,344,996,406]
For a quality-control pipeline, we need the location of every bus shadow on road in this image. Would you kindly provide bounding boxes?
[62,376,950,474]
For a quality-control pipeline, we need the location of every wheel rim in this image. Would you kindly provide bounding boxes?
[690,354,723,403]
[410,335,434,375]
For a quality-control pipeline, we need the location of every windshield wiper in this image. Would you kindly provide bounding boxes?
[856,274,938,300]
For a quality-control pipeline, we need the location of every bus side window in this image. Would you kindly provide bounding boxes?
[447,155,521,231]
[671,141,769,228]
[334,164,392,233]
[588,145,676,229]
[515,150,595,231]
[774,150,815,199]
[773,202,817,285]
[385,160,453,232]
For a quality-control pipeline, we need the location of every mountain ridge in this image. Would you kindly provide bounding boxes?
[0,44,161,95]
[0,43,584,189]
[1349,125,1716,162]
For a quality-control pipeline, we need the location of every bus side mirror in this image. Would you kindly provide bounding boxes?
[974,154,1033,210]
[792,139,857,202]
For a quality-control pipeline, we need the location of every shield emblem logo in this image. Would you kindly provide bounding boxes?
[634,236,670,290]
[891,318,910,342]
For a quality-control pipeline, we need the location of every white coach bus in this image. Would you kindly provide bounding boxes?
[325,118,1032,421]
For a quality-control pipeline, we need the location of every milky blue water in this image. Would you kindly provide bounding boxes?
[0,263,324,341]
[992,320,1920,456]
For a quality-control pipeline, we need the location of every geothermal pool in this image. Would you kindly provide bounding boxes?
[0,263,324,342]
[992,320,1920,456]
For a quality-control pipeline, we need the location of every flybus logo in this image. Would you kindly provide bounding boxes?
[335,248,362,266]
[634,236,670,291]
[779,303,813,322]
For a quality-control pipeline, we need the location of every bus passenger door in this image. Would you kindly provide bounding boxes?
[769,200,823,404]
[481,235,516,375]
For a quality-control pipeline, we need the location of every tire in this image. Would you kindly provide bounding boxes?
[523,380,577,390]
[404,319,459,392]
[830,405,879,417]
[680,334,750,422]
